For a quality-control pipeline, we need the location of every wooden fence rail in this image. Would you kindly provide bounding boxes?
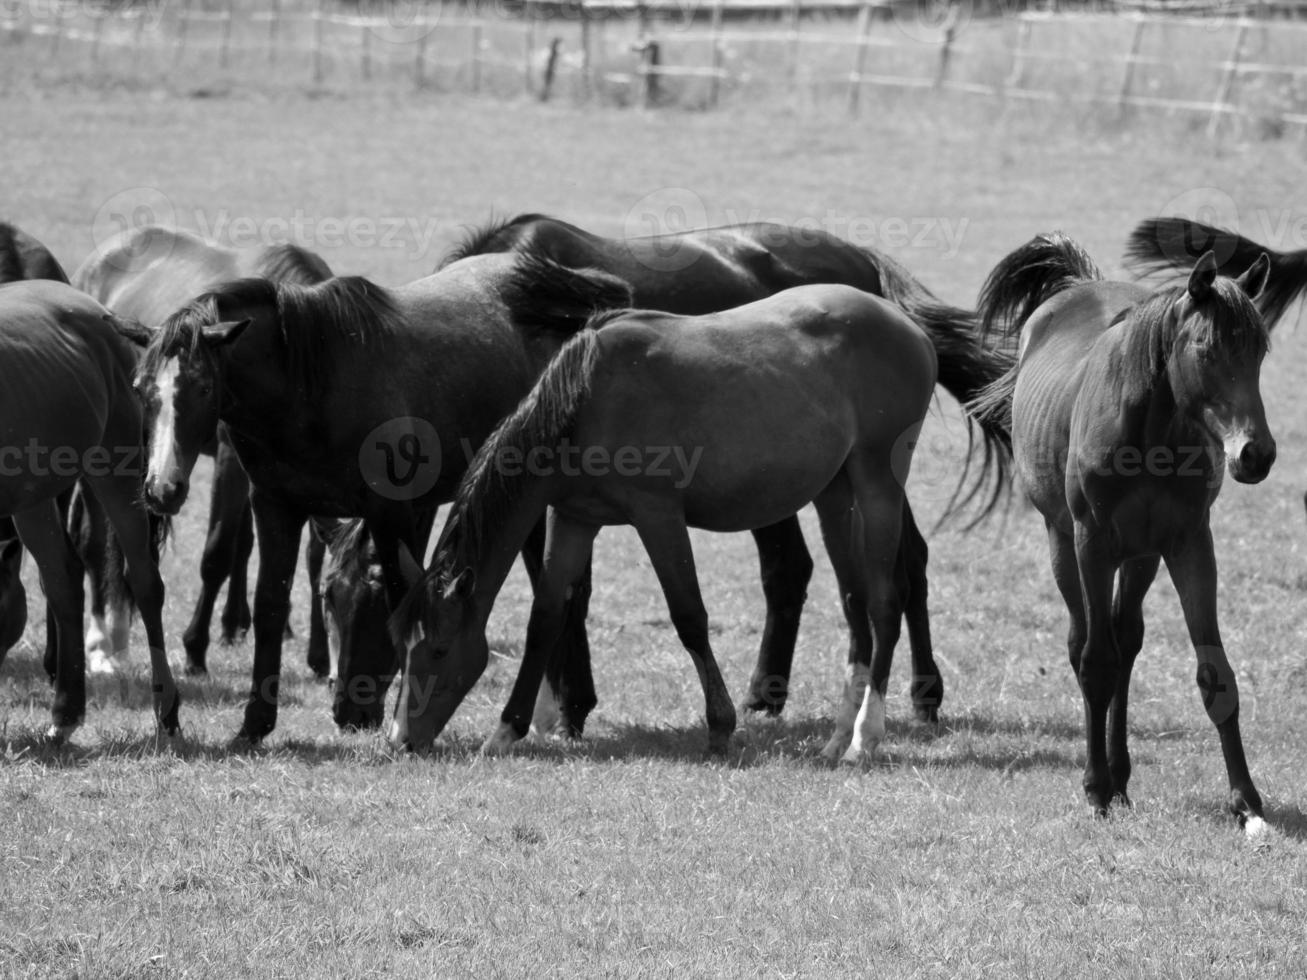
[3,1,1305,130]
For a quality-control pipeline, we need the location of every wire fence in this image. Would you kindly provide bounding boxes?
[2,0,1305,130]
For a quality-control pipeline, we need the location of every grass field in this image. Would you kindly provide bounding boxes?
[2,81,1307,977]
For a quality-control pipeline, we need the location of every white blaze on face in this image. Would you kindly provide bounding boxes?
[322,595,341,688]
[148,359,181,490]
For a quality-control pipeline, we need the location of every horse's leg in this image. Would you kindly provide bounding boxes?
[1073,523,1121,816]
[218,440,255,645]
[82,469,180,736]
[633,505,737,756]
[1164,528,1264,833]
[841,455,906,765]
[72,487,117,674]
[1047,523,1087,675]
[15,501,85,740]
[239,491,306,743]
[741,516,812,717]
[523,518,599,738]
[899,501,943,724]
[812,474,874,763]
[1108,555,1160,807]
[180,446,242,671]
[303,527,329,679]
[484,513,600,754]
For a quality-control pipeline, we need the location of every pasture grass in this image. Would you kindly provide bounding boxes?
[2,87,1307,976]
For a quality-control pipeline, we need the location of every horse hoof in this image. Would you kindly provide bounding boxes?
[1242,815,1268,840]
[741,697,786,718]
[87,650,119,675]
[912,705,940,725]
[1112,791,1133,809]
[480,723,519,757]
[183,661,208,677]
[45,723,79,746]
[227,733,263,753]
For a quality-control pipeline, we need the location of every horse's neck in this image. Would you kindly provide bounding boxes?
[461,477,557,629]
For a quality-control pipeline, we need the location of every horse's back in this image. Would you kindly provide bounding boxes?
[576,285,935,528]
[0,281,135,507]
[74,226,241,323]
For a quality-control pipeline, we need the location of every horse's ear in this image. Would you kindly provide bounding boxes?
[0,537,22,571]
[202,318,251,346]
[1236,252,1271,300]
[397,541,423,591]
[441,567,475,603]
[1187,251,1219,302]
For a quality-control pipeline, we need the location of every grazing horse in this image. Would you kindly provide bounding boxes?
[969,232,1273,833]
[417,212,1013,730]
[0,221,71,665]
[0,280,180,738]
[73,225,334,676]
[1125,216,1307,330]
[135,249,632,741]
[388,286,937,759]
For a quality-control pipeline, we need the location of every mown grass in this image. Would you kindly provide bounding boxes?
[2,81,1307,977]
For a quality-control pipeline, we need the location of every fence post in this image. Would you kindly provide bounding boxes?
[470,1,483,95]
[525,0,537,92]
[640,40,661,108]
[1002,15,1031,101]
[708,0,725,107]
[846,0,874,115]
[540,36,561,101]
[1116,16,1145,112]
[1207,19,1248,137]
[787,0,802,87]
[268,0,281,66]
[313,0,326,84]
[219,0,234,71]
[173,0,189,70]
[415,21,428,88]
[579,3,592,98]
[361,19,372,80]
[933,3,959,90]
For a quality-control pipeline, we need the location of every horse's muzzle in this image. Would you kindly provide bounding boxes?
[144,480,188,515]
[1230,439,1276,484]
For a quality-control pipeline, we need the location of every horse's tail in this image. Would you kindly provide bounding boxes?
[966,232,1102,437]
[977,231,1102,342]
[1124,216,1307,329]
[503,243,634,341]
[858,246,1015,525]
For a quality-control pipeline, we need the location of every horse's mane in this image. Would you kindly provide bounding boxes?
[1117,277,1269,401]
[320,518,377,587]
[390,329,602,644]
[441,212,552,268]
[103,313,155,349]
[0,221,70,285]
[1125,216,1307,331]
[141,275,401,397]
[256,243,334,286]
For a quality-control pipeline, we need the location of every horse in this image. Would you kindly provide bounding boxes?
[968,232,1274,835]
[0,279,180,739]
[412,212,1013,731]
[135,247,633,742]
[72,224,335,677]
[387,285,937,760]
[0,221,71,665]
[1124,216,1307,330]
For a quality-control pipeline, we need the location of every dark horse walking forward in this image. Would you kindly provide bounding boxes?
[74,225,334,676]
[426,212,1012,731]
[388,285,937,760]
[135,248,631,742]
[0,280,180,739]
[970,232,1274,834]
